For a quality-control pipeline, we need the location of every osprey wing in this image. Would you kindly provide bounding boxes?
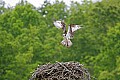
[53,21,63,29]
[53,20,67,35]
[66,24,82,39]
[70,24,82,32]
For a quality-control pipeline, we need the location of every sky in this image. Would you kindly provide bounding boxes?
[2,0,102,8]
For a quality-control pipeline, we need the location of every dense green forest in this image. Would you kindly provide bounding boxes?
[0,0,120,80]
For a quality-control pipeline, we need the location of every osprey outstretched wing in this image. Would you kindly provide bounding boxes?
[66,24,82,39]
[53,20,82,47]
[53,20,67,35]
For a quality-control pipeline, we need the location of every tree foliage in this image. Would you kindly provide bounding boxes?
[0,0,120,79]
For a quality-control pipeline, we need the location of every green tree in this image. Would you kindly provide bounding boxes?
[1,0,120,80]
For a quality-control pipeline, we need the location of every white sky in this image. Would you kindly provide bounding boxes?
[3,0,102,8]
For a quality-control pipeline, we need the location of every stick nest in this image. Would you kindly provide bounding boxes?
[29,62,90,80]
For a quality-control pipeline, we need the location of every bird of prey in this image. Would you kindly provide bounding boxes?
[53,20,82,47]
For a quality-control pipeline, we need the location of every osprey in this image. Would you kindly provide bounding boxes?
[53,20,82,47]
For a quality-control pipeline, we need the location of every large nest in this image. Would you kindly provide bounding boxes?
[29,62,90,80]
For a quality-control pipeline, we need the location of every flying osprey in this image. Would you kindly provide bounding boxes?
[53,20,82,47]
